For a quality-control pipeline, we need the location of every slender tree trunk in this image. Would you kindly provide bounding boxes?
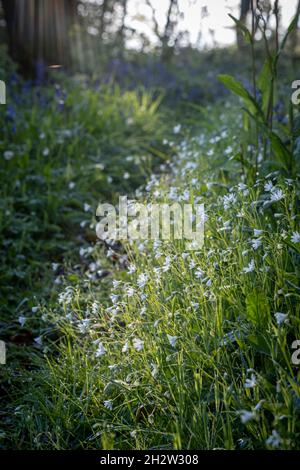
[99,0,109,39]
[237,0,251,48]
[118,0,128,53]
[161,0,178,62]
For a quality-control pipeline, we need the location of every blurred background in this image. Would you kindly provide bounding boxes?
[0,0,299,103]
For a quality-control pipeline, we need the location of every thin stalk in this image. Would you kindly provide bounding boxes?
[250,0,259,176]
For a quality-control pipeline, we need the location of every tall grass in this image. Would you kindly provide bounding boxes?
[1,13,300,448]
[7,100,300,449]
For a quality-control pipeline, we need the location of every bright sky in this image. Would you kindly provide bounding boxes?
[126,0,299,49]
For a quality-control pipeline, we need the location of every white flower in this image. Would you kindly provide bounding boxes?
[128,264,136,274]
[244,373,257,389]
[223,193,237,210]
[137,273,148,289]
[4,150,14,160]
[123,172,130,180]
[274,312,288,326]
[18,316,26,327]
[264,180,274,192]
[270,188,284,202]
[95,342,106,357]
[106,248,114,258]
[221,220,231,231]
[133,338,144,352]
[162,256,172,272]
[242,259,255,274]
[253,229,263,237]
[127,287,135,297]
[189,259,196,270]
[291,231,300,244]
[167,335,178,348]
[68,181,75,189]
[238,410,256,424]
[173,124,181,134]
[103,400,113,410]
[78,319,90,334]
[112,280,121,289]
[43,148,49,157]
[122,342,129,353]
[266,430,281,448]
[34,336,43,346]
[110,294,119,304]
[195,268,204,279]
[250,238,262,250]
[84,203,91,212]
[32,306,39,313]
[151,363,158,378]
[153,240,162,250]
[225,146,233,155]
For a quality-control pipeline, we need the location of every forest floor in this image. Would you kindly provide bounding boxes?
[1,59,300,449]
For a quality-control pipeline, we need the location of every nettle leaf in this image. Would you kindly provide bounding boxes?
[258,60,273,116]
[228,14,252,44]
[246,289,270,328]
[218,75,262,118]
[269,132,292,172]
[218,74,251,101]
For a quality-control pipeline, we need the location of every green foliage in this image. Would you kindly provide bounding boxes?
[0,72,169,447]
[245,289,270,328]
[1,28,300,451]
[219,7,300,178]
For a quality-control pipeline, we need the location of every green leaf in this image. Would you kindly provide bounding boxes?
[277,13,299,61]
[246,289,270,328]
[281,238,300,254]
[247,333,271,356]
[258,60,273,117]
[218,75,263,118]
[269,132,293,172]
[228,14,252,44]
[218,74,251,100]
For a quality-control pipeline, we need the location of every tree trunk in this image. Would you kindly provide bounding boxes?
[237,0,251,48]
[1,0,77,76]
[161,0,178,62]
[118,0,128,53]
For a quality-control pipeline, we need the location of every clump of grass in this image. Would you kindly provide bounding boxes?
[0,63,169,448]
[11,100,300,450]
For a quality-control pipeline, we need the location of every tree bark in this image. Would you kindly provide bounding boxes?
[161,0,178,62]
[1,0,78,76]
[237,0,251,48]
